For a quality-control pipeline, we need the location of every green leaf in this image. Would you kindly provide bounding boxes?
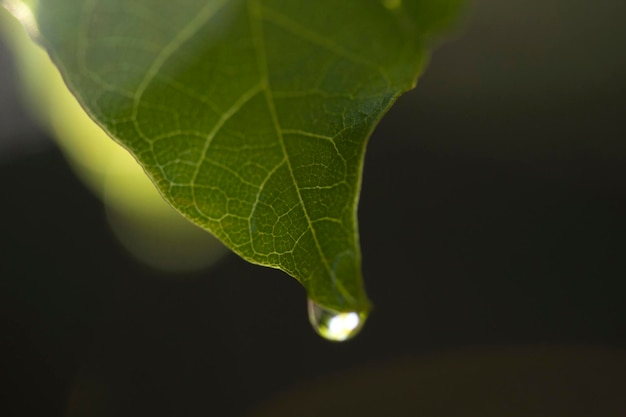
[8,0,462,314]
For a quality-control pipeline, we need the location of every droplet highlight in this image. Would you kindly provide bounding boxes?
[307,299,367,342]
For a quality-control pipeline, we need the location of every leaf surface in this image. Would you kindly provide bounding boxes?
[13,0,462,312]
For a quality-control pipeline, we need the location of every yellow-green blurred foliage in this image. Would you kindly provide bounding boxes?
[0,9,227,272]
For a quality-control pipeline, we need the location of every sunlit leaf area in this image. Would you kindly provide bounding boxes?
[12,0,462,319]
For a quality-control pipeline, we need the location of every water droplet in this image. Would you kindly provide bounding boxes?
[382,0,402,11]
[307,299,367,342]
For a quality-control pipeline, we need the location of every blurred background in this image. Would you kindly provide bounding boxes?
[1,0,625,416]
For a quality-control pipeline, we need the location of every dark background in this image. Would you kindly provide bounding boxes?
[1,0,625,416]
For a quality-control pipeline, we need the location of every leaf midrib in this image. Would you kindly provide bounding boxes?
[247,0,336,286]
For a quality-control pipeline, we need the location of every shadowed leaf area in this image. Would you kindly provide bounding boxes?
[27,0,463,312]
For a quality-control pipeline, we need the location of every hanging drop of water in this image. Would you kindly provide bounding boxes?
[307,299,367,342]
